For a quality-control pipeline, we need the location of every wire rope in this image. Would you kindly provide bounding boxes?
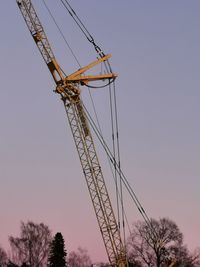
[108,82,121,229]
[57,0,122,225]
[42,2,122,230]
[85,84,132,246]
[43,0,157,245]
[82,102,157,241]
[60,0,105,57]
[59,0,114,78]
[57,0,154,239]
[42,0,81,68]
[57,1,123,230]
[84,88,118,205]
[44,0,116,90]
[112,80,126,246]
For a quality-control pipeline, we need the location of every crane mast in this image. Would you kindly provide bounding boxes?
[16,0,127,266]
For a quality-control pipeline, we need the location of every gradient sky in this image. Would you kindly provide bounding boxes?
[1,0,200,264]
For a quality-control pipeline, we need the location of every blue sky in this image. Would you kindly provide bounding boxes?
[1,0,200,263]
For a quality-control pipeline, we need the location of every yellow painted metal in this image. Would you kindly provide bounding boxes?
[65,54,117,84]
[66,54,116,78]
[16,0,127,266]
[65,55,117,84]
[66,73,117,83]
[166,258,176,267]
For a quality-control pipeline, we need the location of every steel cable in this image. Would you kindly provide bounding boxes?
[82,102,158,241]
[42,0,81,68]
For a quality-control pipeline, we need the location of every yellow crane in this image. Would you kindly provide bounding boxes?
[166,257,176,267]
[16,0,127,266]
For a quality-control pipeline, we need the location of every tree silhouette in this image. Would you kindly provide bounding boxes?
[0,246,7,267]
[68,247,92,267]
[127,218,183,267]
[9,221,52,267]
[6,261,19,267]
[48,232,67,267]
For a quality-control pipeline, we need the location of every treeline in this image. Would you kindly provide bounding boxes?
[0,221,98,267]
[0,218,199,267]
[0,221,94,267]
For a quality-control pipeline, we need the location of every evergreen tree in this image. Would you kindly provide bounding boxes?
[48,232,67,267]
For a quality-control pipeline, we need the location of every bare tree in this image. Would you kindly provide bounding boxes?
[6,261,19,267]
[127,218,183,267]
[68,247,92,267]
[9,221,52,267]
[0,245,7,267]
[191,247,200,267]
[173,246,200,267]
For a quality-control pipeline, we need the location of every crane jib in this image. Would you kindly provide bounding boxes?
[16,0,127,266]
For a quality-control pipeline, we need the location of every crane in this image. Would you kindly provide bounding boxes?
[165,258,176,267]
[16,0,127,266]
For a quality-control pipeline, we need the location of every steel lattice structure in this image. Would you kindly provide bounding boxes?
[16,0,127,266]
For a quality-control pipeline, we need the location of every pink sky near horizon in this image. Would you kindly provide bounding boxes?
[1,0,200,264]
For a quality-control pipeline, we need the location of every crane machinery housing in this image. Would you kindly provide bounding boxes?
[16,0,127,266]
